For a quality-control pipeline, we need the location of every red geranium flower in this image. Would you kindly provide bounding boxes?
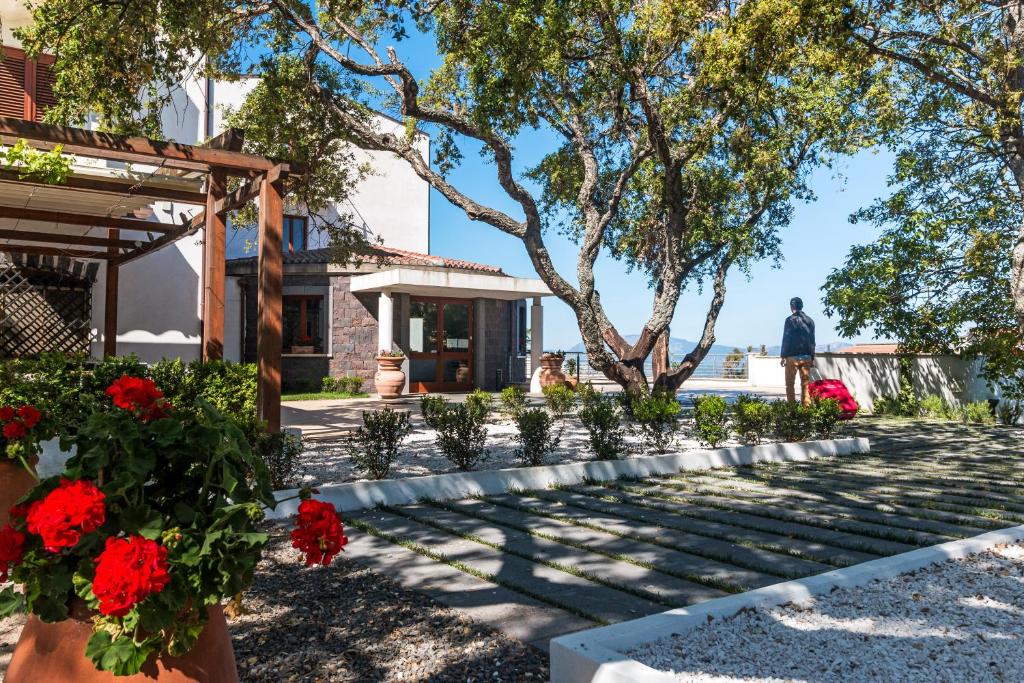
[105,376,171,422]
[290,499,347,566]
[16,405,41,429]
[0,525,25,582]
[0,407,14,422]
[92,535,170,617]
[26,479,106,552]
[2,422,26,440]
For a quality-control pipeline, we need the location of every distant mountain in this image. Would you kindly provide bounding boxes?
[565,335,744,359]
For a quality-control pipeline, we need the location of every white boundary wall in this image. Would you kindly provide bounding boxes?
[266,437,869,518]
[550,523,1024,683]
[747,352,994,411]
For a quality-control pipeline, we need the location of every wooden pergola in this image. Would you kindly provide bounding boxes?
[0,117,296,431]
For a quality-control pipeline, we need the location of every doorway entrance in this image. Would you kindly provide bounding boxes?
[408,297,474,393]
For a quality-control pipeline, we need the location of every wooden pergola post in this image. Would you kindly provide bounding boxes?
[202,168,228,360]
[256,166,288,432]
[103,228,119,357]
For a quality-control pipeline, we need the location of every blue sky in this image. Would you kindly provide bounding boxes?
[374,27,894,351]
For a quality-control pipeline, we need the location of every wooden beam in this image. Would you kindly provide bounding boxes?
[213,164,291,216]
[0,205,177,234]
[0,118,278,174]
[202,128,245,151]
[202,169,228,361]
[0,169,207,205]
[0,228,138,250]
[111,211,204,266]
[104,229,119,357]
[256,171,286,432]
[0,244,110,259]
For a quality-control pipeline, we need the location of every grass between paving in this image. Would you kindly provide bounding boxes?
[346,515,609,625]
[281,391,370,401]
[382,502,741,601]
[471,493,825,576]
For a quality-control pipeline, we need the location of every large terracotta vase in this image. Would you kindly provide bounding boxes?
[538,353,569,389]
[6,604,238,683]
[0,455,38,526]
[375,356,406,399]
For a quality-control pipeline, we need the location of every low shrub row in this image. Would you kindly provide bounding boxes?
[876,392,998,425]
[320,375,366,395]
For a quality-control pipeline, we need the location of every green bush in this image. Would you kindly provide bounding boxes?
[631,390,681,453]
[346,376,365,394]
[733,395,773,445]
[435,404,488,471]
[579,394,627,460]
[812,398,843,438]
[691,395,729,448]
[251,429,304,489]
[542,384,576,418]
[565,356,578,377]
[348,407,412,479]
[321,376,338,393]
[500,386,527,417]
[465,388,494,422]
[997,399,1023,426]
[772,401,815,442]
[420,394,449,429]
[960,400,995,424]
[918,394,955,420]
[577,381,602,410]
[513,408,561,466]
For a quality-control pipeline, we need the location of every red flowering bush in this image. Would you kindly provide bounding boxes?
[92,536,171,617]
[26,478,106,552]
[0,374,348,677]
[0,402,45,465]
[0,525,25,582]
[291,499,348,566]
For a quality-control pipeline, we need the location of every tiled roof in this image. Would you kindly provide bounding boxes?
[227,245,504,274]
[835,343,901,354]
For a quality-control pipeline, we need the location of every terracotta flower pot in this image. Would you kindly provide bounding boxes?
[0,455,38,526]
[375,356,406,399]
[538,353,569,389]
[6,603,238,683]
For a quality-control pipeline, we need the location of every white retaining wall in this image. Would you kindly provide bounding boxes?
[747,352,995,411]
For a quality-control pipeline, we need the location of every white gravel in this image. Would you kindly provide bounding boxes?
[296,415,755,486]
[630,542,1024,682]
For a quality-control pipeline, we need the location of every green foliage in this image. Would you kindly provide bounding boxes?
[691,395,730,448]
[420,395,449,429]
[919,394,956,420]
[512,408,561,467]
[871,357,919,418]
[732,394,774,445]
[2,139,71,184]
[723,349,746,379]
[347,407,412,480]
[578,394,627,460]
[812,398,843,439]
[434,404,488,471]
[499,386,527,418]
[320,375,367,396]
[576,382,602,410]
[564,357,578,377]
[772,401,814,442]
[997,400,1023,426]
[251,430,303,490]
[960,401,995,425]
[542,384,576,418]
[465,389,494,422]
[631,390,681,454]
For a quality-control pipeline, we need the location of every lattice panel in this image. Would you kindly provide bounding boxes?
[0,258,92,358]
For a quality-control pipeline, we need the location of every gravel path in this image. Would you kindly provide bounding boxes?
[631,542,1024,682]
[232,527,549,682]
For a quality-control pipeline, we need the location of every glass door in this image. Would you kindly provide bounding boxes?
[408,297,473,392]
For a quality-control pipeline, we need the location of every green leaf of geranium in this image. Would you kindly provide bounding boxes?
[0,586,25,618]
[86,630,153,676]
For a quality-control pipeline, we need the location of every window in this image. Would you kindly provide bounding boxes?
[283,215,308,253]
[283,295,325,354]
[0,47,56,122]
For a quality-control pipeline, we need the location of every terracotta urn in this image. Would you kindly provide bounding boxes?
[0,455,38,526]
[375,356,406,399]
[5,603,238,683]
[538,353,569,389]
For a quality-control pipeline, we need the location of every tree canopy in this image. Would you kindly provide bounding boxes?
[17,0,882,392]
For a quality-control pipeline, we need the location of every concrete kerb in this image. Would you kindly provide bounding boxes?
[266,437,869,518]
[548,522,1024,683]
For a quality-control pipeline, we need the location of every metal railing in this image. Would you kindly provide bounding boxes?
[536,350,749,382]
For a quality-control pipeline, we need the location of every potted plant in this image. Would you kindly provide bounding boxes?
[539,351,569,389]
[0,403,45,526]
[0,375,347,682]
[375,349,406,399]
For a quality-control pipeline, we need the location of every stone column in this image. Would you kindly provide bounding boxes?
[530,296,544,392]
[474,299,487,389]
[378,290,394,353]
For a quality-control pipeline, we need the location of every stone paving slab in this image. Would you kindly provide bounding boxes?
[481,493,839,575]
[569,483,917,557]
[350,508,665,624]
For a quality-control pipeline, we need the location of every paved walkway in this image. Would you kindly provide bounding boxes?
[347,421,1024,650]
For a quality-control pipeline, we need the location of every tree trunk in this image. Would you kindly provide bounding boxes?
[1014,214,1024,334]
